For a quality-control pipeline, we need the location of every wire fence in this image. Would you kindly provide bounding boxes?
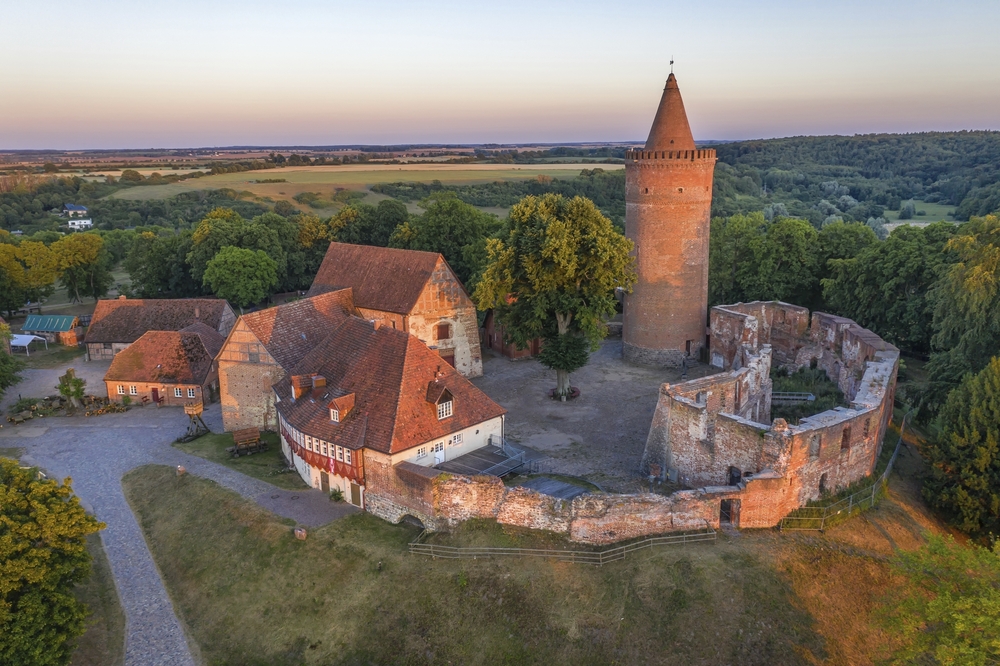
[778,413,910,532]
[409,528,717,566]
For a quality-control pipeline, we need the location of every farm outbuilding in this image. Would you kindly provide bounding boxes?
[21,314,82,346]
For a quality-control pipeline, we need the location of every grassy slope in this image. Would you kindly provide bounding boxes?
[70,533,126,666]
[172,431,307,491]
[123,443,951,666]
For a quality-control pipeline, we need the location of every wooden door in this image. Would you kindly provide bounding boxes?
[440,352,455,367]
[320,471,329,493]
[151,388,159,404]
[350,483,361,506]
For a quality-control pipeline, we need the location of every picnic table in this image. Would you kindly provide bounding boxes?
[228,427,267,457]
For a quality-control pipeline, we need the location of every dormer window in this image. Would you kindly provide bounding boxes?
[330,409,339,423]
[437,400,453,420]
[327,392,354,423]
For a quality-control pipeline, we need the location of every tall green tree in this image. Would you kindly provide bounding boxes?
[882,535,1000,665]
[926,215,1000,412]
[0,459,104,666]
[923,356,1000,535]
[391,193,500,285]
[822,221,956,355]
[124,232,197,298]
[474,194,635,397]
[0,323,22,396]
[203,246,278,309]
[186,208,286,288]
[51,233,113,303]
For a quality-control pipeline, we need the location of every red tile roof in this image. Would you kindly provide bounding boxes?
[104,328,223,386]
[86,298,231,344]
[308,243,455,314]
[238,289,356,370]
[275,318,505,455]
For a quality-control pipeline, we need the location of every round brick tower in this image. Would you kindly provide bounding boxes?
[623,74,716,368]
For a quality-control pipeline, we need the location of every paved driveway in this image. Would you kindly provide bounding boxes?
[2,402,357,666]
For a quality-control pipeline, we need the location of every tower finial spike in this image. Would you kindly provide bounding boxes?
[670,56,674,74]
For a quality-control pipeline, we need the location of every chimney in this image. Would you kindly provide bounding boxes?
[194,306,200,319]
[118,295,126,300]
[311,375,326,389]
[290,375,311,400]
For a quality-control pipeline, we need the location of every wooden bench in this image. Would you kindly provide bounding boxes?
[229,427,266,457]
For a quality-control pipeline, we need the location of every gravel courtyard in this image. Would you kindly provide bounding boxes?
[472,338,718,493]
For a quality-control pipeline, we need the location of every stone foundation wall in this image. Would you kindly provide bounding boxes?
[623,342,687,369]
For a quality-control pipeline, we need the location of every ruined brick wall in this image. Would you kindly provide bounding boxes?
[356,308,405,333]
[407,257,483,378]
[623,149,717,368]
[433,474,506,522]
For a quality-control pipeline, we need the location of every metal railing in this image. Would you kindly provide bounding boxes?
[771,392,816,404]
[778,413,909,531]
[409,528,717,566]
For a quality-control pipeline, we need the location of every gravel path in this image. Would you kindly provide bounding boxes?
[2,401,357,666]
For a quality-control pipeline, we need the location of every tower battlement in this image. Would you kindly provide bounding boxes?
[625,149,716,162]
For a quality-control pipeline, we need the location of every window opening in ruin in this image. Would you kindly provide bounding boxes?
[644,188,649,194]
[720,499,740,526]
[696,391,707,405]
[685,340,692,356]
[677,187,684,193]
[728,466,742,486]
[819,473,829,495]
[841,426,851,451]
[436,323,451,341]
[809,434,820,459]
[863,418,870,438]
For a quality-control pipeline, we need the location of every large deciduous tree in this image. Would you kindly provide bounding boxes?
[186,208,286,288]
[922,356,1000,535]
[0,459,104,666]
[51,233,113,303]
[474,194,635,398]
[203,246,278,309]
[925,215,1000,412]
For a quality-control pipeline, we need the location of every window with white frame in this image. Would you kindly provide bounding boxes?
[417,447,427,459]
[345,449,352,464]
[187,388,196,398]
[129,385,137,395]
[336,446,343,461]
[451,433,463,445]
[322,443,328,456]
[117,385,125,395]
[437,400,453,420]
[330,409,339,422]
[433,442,443,453]
[174,388,182,397]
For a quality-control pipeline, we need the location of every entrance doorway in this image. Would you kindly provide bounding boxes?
[720,499,740,526]
[350,482,362,506]
[320,471,329,493]
[728,466,742,486]
[151,388,159,404]
[439,352,455,367]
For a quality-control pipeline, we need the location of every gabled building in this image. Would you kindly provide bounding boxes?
[274,317,505,506]
[104,322,225,406]
[85,296,236,361]
[62,204,88,217]
[216,288,357,431]
[21,314,82,346]
[308,243,483,378]
[67,218,93,230]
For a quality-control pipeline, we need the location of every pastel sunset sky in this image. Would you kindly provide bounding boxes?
[2,0,997,149]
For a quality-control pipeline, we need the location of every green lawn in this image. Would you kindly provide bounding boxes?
[17,343,86,369]
[0,446,24,459]
[172,431,307,491]
[123,464,840,666]
[70,534,126,666]
[883,201,954,222]
[771,366,848,424]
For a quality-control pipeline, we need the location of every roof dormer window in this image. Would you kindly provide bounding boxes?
[330,409,339,423]
[437,400,453,420]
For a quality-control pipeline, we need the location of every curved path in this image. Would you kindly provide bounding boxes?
[3,403,356,666]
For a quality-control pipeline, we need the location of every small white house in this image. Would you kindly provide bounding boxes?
[68,218,93,230]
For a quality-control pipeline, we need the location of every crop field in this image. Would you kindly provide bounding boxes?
[106,163,624,206]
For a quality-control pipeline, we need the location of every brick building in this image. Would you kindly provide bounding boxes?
[104,322,225,406]
[85,296,236,361]
[216,289,357,432]
[623,74,717,368]
[481,309,540,360]
[274,317,505,507]
[308,243,483,377]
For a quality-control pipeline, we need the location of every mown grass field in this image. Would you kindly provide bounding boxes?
[883,201,954,222]
[123,431,948,666]
[107,163,623,210]
[172,431,307,491]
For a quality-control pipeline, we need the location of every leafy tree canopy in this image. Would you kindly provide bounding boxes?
[203,246,279,309]
[0,458,104,666]
[474,194,635,396]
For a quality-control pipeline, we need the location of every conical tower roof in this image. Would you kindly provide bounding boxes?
[644,73,695,151]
